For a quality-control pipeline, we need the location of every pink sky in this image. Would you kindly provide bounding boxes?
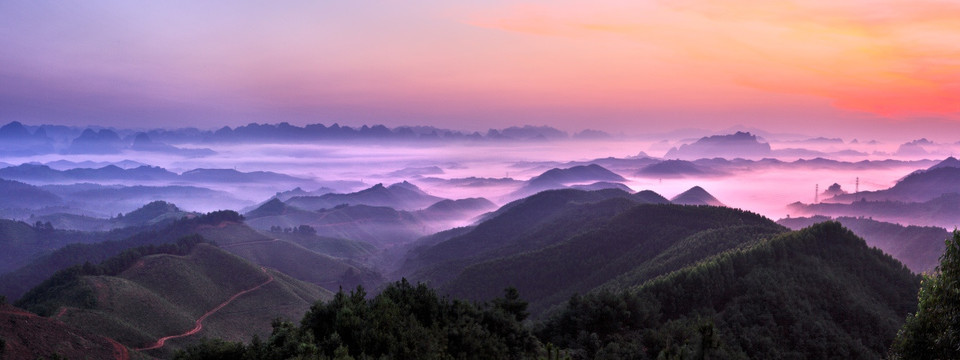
[0,0,958,138]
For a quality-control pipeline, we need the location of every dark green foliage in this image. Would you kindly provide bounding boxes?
[404,190,640,285]
[178,280,542,360]
[442,204,786,315]
[539,222,920,359]
[173,338,248,360]
[0,218,106,274]
[15,235,206,316]
[891,231,960,359]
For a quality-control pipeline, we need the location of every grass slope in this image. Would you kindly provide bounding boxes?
[29,244,330,357]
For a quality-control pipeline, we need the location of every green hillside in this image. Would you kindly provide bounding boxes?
[539,221,920,359]
[197,222,384,290]
[778,215,948,273]
[0,218,107,274]
[0,303,126,360]
[266,227,377,261]
[17,242,330,358]
[172,222,923,360]
[0,210,243,300]
[441,204,786,315]
[402,189,639,284]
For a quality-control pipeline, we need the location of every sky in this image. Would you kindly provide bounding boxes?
[1,0,959,138]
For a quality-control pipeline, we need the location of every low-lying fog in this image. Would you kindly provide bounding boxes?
[3,136,952,227]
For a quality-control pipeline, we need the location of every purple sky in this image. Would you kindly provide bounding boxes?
[2,1,959,139]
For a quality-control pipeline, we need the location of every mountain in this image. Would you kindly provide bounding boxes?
[248,203,429,247]
[529,164,626,185]
[130,132,215,157]
[0,121,55,156]
[0,219,109,275]
[829,158,960,203]
[539,222,920,359]
[777,215,947,273]
[15,241,331,357]
[0,303,126,360]
[928,156,960,170]
[386,166,444,178]
[285,181,445,211]
[498,125,569,140]
[439,204,785,315]
[0,178,63,209]
[178,168,308,183]
[635,160,725,178]
[43,159,147,170]
[29,200,193,232]
[633,190,671,204]
[788,194,960,232]
[670,186,725,206]
[42,183,251,216]
[65,128,125,154]
[664,131,772,160]
[268,186,336,202]
[0,210,245,300]
[416,198,497,221]
[402,189,643,286]
[269,230,377,261]
[0,163,179,183]
[569,181,633,192]
[197,222,383,290]
[510,164,626,198]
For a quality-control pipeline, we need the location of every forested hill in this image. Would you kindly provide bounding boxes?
[174,221,922,360]
[539,221,920,359]
[440,203,786,315]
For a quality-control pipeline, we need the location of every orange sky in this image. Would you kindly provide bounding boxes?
[0,1,958,136]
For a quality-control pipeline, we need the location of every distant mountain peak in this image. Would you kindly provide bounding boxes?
[664,132,771,160]
[930,156,960,170]
[0,121,30,138]
[671,186,725,206]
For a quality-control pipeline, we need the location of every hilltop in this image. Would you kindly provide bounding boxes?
[16,240,331,357]
[540,222,920,359]
[670,186,725,206]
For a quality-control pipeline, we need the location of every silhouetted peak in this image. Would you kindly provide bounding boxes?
[671,186,724,206]
[930,156,960,170]
[0,121,30,138]
[133,132,152,143]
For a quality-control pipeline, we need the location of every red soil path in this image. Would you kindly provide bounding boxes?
[135,267,275,351]
[55,307,68,319]
[106,337,131,360]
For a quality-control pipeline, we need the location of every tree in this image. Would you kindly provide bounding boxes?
[891,230,960,359]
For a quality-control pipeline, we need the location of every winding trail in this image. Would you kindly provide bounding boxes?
[106,337,131,360]
[219,238,279,248]
[135,267,275,351]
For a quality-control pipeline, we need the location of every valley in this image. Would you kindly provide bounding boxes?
[0,122,956,359]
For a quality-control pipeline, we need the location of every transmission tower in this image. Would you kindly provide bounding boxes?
[855,177,859,194]
[815,184,819,204]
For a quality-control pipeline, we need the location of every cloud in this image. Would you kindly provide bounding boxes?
[467,0,960,119]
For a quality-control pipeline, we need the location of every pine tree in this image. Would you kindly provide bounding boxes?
[891,230,960,359]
